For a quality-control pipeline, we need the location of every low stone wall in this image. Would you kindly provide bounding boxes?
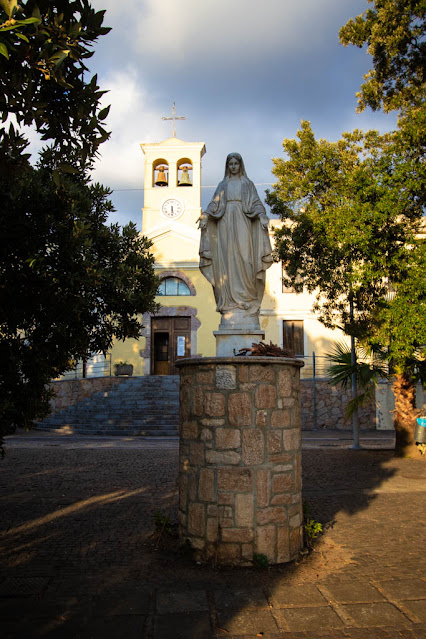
[47,377,125,415]
[300,379,376,430]
[45,375,377,430]
[177,357,304,567]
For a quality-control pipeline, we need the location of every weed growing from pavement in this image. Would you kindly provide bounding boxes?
[154,510,173,535]
[253,553,269,569]
[149,509,178,550]
[303,500,324,550]
[304,518,323,545]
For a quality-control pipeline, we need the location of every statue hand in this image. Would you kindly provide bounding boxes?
[260,217,269,229]
[198,214,208,230]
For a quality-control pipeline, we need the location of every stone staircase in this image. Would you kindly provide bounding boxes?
[36,376,180,436]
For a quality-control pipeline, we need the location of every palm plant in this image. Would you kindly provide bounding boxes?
[327,340,425,457]
[326,341,389,421]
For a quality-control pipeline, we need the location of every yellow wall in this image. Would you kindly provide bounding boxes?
[109,264,220,374]
[110,337,146,377]
[109,259,347,376]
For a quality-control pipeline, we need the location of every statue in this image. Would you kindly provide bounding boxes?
[199,153,273,330]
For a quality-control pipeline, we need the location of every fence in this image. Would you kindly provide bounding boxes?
[60,352,330,381]
[298,353,376,430]
[58,353,112,381]
[298,353,330,380]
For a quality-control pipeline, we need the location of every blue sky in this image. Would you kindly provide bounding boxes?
[69,1,398,227]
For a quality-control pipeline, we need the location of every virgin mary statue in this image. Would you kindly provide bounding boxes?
[199,153,273,329]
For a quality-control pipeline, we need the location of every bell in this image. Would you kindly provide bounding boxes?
[178,166,192,186]
[155,166,168,187]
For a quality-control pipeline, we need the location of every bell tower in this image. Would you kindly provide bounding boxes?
[141,137,206,236]
[138,112,211,376]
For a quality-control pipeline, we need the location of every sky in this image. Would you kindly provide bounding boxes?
[33,0,398,229]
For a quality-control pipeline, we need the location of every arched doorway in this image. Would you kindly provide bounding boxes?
[151,316,191,375]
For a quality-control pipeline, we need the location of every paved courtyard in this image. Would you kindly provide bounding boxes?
[0,433,425,638]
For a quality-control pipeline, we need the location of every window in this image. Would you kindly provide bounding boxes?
[283,320,304,357]
[158,277,191,296]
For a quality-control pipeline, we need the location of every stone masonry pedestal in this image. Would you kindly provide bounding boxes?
[176,357,304,566]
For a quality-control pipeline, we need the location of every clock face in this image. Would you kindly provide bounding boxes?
[161,198,184,220]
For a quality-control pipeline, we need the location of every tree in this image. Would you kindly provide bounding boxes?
[0,1,159,447]
[269,1,425,456]
[375,241,426,456]
[267,121,418,335]
[326,341,389,419]
[326,244,426,458]
[1,143,159,436]
[0,0,112,164]
[339,0,426,456]
[339,0,425,114]
[267,121,425,456]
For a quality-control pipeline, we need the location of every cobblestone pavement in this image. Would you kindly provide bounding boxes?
[0,433,425,638]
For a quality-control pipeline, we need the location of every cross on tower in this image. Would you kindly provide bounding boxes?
[161,102,186,138]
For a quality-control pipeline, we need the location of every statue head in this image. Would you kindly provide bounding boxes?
[224,152,247,179]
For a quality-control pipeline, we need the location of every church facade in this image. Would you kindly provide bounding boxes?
[106,134,345,379]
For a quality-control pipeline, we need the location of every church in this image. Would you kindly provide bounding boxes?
[53,117,399,432]
[105,127,342,380]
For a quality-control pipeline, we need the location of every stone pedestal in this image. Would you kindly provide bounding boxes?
[176,356,304,566]
[214,329,265,357]
[214,309,264,356]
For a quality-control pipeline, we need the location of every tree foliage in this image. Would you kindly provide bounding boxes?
[381,241,426,456]
[0,2,159,442]
[270,0,426,457]
[339,0,425,114]
[1,141,159,435]
[268,118,425,456]
[378,241,426,370]
[337,0,426,456]
[0,0,111,166]
[267,120,422,337]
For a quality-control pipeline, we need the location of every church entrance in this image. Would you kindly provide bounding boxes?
[151,316,191,375]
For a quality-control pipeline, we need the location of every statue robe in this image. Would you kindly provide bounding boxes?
[199,176,273,315]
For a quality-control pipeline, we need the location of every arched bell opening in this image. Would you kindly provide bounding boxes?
[153,158,169,187]
[177,157,193,187]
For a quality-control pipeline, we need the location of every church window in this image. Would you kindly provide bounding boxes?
[283,320,304,357]
[158,277,191,296]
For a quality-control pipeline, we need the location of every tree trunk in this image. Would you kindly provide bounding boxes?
[393,373,421,458]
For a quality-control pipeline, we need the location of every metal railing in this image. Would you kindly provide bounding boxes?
[58,353,112,381]
[298,353,330,380]
[299,353,332,431]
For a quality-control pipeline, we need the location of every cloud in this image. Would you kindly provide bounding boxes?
[96,0,373,140]
[111,0,365,67]
[91,0,393,229]
[92,66,165,189]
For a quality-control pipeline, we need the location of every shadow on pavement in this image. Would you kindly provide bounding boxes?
[1,445,425,638]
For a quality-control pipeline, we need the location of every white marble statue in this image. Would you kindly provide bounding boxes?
[199,153,273,329]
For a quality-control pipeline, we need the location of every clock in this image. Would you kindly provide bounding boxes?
[161,198,184,220]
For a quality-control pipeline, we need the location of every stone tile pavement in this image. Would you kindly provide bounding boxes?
[0,430,425,638]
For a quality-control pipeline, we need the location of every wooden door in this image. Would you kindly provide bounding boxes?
[151,317,191,375]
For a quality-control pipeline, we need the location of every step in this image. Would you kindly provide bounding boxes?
[38,418,179,427]
[38,427,179,437]
[36,375,181,436]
